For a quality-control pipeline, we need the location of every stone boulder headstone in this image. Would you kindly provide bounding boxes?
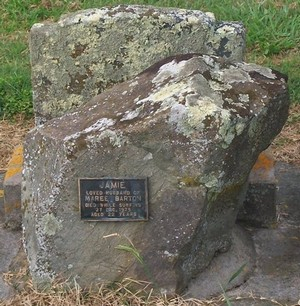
[30,5,245,124]
[23,54,289,296]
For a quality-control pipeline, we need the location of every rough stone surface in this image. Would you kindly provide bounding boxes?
[238,150,277,228]
[30,5,246,124]
[23,54,289,296]
[186,225,256,299]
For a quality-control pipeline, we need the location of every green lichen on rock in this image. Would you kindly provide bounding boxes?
[30,5,245,124]
[41,213,62,236]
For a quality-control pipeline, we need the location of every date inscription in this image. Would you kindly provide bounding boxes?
[78,178,148,221]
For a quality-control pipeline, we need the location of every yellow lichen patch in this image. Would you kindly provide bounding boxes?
[178,176,200,187]
[4,145,23,181]
[0,190,4,197]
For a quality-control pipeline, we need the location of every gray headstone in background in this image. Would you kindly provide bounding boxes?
[30,5,245,124]
[238,150,277,228]
[23,54,289,296]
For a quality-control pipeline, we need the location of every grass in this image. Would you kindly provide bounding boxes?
[0,0,299,117]
[269,51,300,104]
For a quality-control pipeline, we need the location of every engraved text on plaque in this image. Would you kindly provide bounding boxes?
[78,178,148,221]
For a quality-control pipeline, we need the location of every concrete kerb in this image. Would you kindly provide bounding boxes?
[238,150,277,228]
[0,170,5,219]
[3,145,23,230]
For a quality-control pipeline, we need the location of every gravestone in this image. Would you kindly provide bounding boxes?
[23,54,289,296]
[30,5,245,124]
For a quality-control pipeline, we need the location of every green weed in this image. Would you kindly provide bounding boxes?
[220,263,248,306]
[116,238,156,288]
[116,243,144,266]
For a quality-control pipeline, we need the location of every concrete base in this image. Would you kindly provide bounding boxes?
[238,150,277,228]
[228,163,300,305]
[3,146,23,230]
[0,221,22,300]
[0,171,5,220]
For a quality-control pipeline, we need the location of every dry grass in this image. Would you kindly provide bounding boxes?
[0,115,34,171]
[0,268,289,306]
[1,269,224,306]
[270,104,300,165]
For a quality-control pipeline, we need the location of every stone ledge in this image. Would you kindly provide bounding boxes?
[3,145,23,230]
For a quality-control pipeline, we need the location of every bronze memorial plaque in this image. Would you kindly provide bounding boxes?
[78,178,148,221]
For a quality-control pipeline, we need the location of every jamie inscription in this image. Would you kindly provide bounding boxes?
[78,178,148,221]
